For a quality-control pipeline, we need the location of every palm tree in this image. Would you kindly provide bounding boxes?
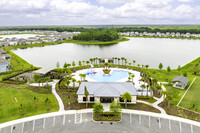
[150,85,155,97]
[152,79,158,88]
[115,57,118,65]
[79,73,83,81]
[98,58,101,65]
[146,85,149,96]
[78,61,82,66]
[82,60,85,66]
[82,74,86,81]
[131,74,135,83]
[84,86,89,108]
[121,92,132,108]
[137,64,140,71]
[145,65,149,70]
[156,85,162,96]
[125,61,128,67]
[86,61,90,66]
[128,72,132,77]
[128,77,131,81]
[132,60,136,66]
[95,57,98,65]
[77,80,81,87]
[104,62,110,70]
[71,78,76,91]
[118,58,120,66]
[90,58,94,65]
[112,57,115,64]
[66,80,71,92]
[128,62,131,66]
[140,84,146,96]
[121,57,125,66]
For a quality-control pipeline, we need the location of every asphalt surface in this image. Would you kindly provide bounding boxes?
[1,113,200,133]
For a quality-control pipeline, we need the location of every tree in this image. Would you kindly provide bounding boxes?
[90,58,94,65]
[128,76,131,81]
[131,74,135,83]
[71,78,76,91]
[66,80,71,92]
[145,65,149,70]
[84,86,89,108]
[78,61,82,66]
[166,95,173,108]
[33,96,38,109]
[63,62,67,69]
[159,63,163,70]
[183,71,187,77]
[146,85,149,96]
[56,61,60,68]
[137,64,140,71]
[104,62,110,70]
[118,58,120,65]
[77,80,81,87]
[33,73,40,82]
[82,60,85,66]
[121,57,125,65]
[121,92,132,108]
[156,85,162,96]
[152,78,158,88]
[79,73,83,81]
[45,98,51,110]
[140,84,146,96]
[110,101,121,114]
[86,61,90,66]
[19,104,25,116]
[132,60,136,67]
[178,65,181,71]
[167,66,171,74]
[93,103,104,114]
[72,61,76,69]
[82,74,86,81]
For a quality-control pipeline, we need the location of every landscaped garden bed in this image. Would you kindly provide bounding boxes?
[159,102,200,122]
[93,112,121,121]
[121,103,161,113]
[103,69,111,74]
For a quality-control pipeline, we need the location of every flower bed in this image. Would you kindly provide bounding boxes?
[103,69,111,74]
[93,112,121,121]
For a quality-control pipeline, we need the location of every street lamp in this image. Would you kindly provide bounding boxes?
[68,102,70,110]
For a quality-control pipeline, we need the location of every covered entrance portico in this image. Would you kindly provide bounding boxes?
[100,97,114,103]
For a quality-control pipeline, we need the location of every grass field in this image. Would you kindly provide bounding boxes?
[0,84,59,123]
[0,37,3,39]
[179,77,200,113]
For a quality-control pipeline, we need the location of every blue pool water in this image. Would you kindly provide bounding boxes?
[87,70,129,82]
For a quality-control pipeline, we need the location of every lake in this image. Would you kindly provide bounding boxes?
[12,37,200,69]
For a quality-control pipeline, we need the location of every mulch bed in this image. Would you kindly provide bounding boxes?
[159,102,200,122]
[121,103,161,113]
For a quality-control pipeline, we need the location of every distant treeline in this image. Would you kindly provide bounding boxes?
[73,30,119,42]
[1,26,200,34]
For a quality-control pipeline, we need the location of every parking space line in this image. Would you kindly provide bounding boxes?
[21,122,24,133]
[43,118,45,129]
[191,125,193,133]
[11,125,13,133]
[32,120,35,131]
[139,115,141,125]
[159,118,161,129]
[149,116,151,127]
[130,114,131,124]
[169,119,171,131]
[53,116,55,127]
[179,122,182,133]
[63,115,65,125]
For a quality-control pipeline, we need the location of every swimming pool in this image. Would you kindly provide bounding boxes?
[87,70,129,82]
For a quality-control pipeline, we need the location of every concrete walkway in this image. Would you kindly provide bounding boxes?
[51,80,65,112]
[102,103,110,111]
[137,82,167,114]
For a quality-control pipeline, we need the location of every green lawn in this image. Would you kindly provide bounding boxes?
[164,84,186,105]
[0,37,3,39]
[179,77,200,113]
[0,85,59,123]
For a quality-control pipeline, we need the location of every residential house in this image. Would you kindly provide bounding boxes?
[172,76,189,89]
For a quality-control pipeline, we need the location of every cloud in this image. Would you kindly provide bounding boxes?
[178,0,193,2]
[0,0,199,26]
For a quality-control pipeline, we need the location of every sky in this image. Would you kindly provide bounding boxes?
[0,0,200,26]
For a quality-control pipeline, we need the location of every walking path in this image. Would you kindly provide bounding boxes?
[51,80,65,112]
[137,82,167,114]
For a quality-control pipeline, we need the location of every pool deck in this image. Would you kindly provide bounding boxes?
[72,68,148,92]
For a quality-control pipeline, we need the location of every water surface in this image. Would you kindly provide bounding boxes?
[12,37,200,69]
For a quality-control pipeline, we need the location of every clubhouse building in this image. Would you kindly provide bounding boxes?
[77,82,138,104]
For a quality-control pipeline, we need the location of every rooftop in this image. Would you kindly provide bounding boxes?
[77,82,138,97]
[172,76,190,85]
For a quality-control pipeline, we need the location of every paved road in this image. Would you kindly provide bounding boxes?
[1,111,200,133]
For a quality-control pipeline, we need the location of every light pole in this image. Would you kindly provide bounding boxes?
[68,102,70,110]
